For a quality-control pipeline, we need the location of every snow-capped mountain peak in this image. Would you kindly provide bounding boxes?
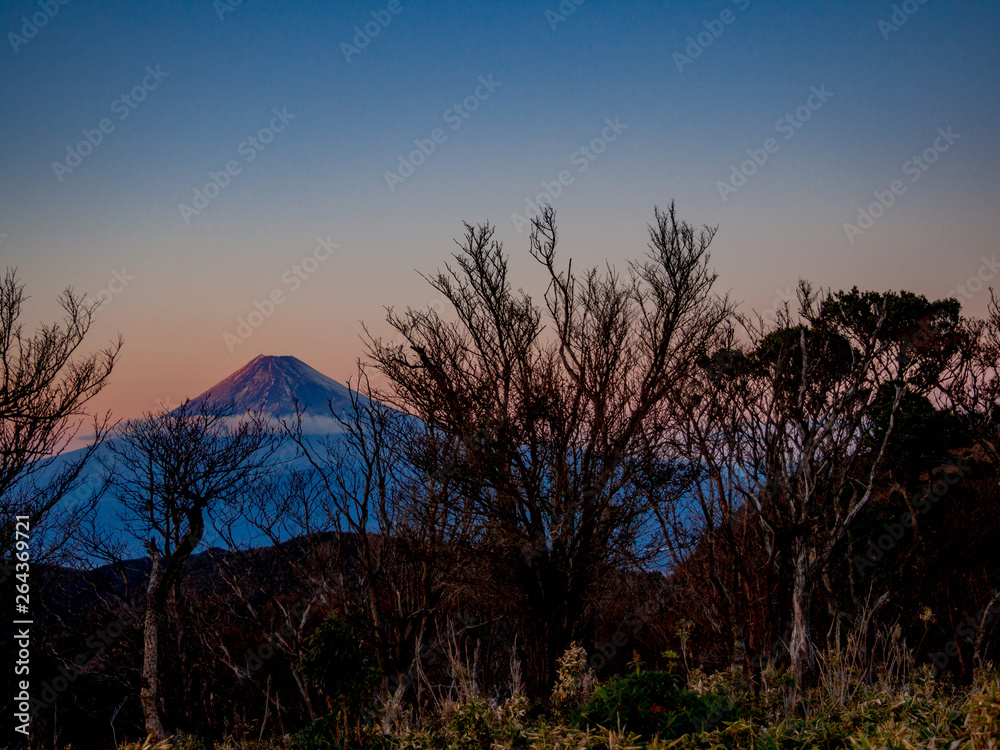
[185,355,355,419]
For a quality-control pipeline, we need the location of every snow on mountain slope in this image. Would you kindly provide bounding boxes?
[43,355,366,556]
[184,354,356,423]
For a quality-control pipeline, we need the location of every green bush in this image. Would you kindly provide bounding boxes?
[166,733,207,750]
[442,698,502,750]
[290,714,392,750]
[572,661,731,741]
[289,715,340,750]
[396,696,530,750]
[297,609,384,749]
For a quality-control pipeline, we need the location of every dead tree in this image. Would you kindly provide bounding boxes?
[102,400,281,739]
[284,367,476,706]
[365,204,730,695]
[0,267,121,561]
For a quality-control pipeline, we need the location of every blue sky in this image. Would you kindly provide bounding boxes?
[1,0,998,417]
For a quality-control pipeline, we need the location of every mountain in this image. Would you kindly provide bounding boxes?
[41,355,364,556]
[184,354,356,421]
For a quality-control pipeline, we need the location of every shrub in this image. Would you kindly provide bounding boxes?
[395,695,532,750]
[290,714,392,750]
[165,735,205,750]
[551,642,598,719]
[117,737,174,750]
[442,697,501,750]
[297,609,383,748]
[572,658,730,741]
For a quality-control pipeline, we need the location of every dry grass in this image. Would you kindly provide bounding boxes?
[102,623,998,750]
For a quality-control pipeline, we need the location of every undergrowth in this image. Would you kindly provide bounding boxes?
[115,642,1000,750]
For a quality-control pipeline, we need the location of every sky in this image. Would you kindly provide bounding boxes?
[1,0,998,420]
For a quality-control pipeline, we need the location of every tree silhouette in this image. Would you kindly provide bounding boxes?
[102,399,281,739]
[366,204,730,695]
[0,267,121,561]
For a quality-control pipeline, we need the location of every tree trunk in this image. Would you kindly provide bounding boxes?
[171,581,192,725]
[974,589,1000,668]
[789,548,818,692]
[518,546,585,699]
[142,548,168,740]
[731,621,747,675]
[292,668,318,722]
[139,505,205,738]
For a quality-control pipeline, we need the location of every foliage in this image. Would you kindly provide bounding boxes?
[289,714,391,750]
[395,695,530,750]
[116,737,174,750]
[661,671,1000,749]
[551,643,598,718]
[864,386,969,477]
[24,210,1000,748]
[298,610,384,748]
[365,204,731,694]
[526,720,644,749]
[162,735,206,750]
[96,645,1000,750]
[572,657,731,741]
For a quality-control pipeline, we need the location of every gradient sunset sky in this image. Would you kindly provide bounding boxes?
[1,0,998,419]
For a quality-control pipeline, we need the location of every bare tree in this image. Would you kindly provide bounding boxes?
[365,204,730,695]
[658,333,778,680]
[284,367,478,706]
[0,268,121,560]
[101,400,281,739]
[192,468,335,729]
